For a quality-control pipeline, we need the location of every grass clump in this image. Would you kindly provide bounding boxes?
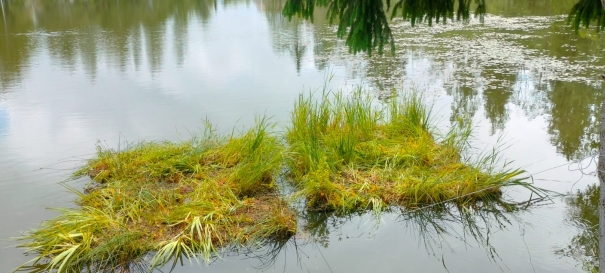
[16,120,297,273]
[286,89,536,214]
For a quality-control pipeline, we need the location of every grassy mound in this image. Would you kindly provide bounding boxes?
[286,90,534,213]
[17,122,297,272]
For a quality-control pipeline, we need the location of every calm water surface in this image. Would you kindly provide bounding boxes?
[0,0,604,272]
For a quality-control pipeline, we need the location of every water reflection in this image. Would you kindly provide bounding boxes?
[0,0,323,84]
[264,3,312,74]
[487,0,583,16]
[3,0,604,161]
[307,11,605,159]
[557,185,598,272]
[14,196,545,273]
[0,106,7,136]
[241,196,549,273]
[548,82,602,160]
[0,0,234,87]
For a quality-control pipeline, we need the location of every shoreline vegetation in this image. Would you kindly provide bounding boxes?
[15,89,545,273]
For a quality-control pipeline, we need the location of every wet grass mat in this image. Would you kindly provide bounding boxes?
[17,122,297,272]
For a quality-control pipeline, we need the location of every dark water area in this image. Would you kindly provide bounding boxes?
[0,0,604,272]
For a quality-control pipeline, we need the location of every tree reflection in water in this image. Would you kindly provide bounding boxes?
[247,195,550,272]
[557,185,598,272]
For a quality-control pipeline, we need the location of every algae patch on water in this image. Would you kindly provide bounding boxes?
[286,90,537,213]
[16,122,297,272]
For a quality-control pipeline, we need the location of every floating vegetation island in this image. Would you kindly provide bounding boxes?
[17,122,297,272]
[286,90,539,213]
[15,90,543,273]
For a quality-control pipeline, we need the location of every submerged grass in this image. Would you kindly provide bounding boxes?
[16,120,297,273]
[286,89,541,214]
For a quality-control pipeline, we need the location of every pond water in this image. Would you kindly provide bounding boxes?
[0,0,604,272]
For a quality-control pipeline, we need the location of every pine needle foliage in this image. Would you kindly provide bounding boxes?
[392,0,486,27]
[284,0,605,54]
[282,0,487,55]
[284,0,395,56]
[568,0,605,32]
[15,120,297,273]
[285,89,541,214]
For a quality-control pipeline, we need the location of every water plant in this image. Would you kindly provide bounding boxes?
[15,120,297,273]
[285,89,543,214]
